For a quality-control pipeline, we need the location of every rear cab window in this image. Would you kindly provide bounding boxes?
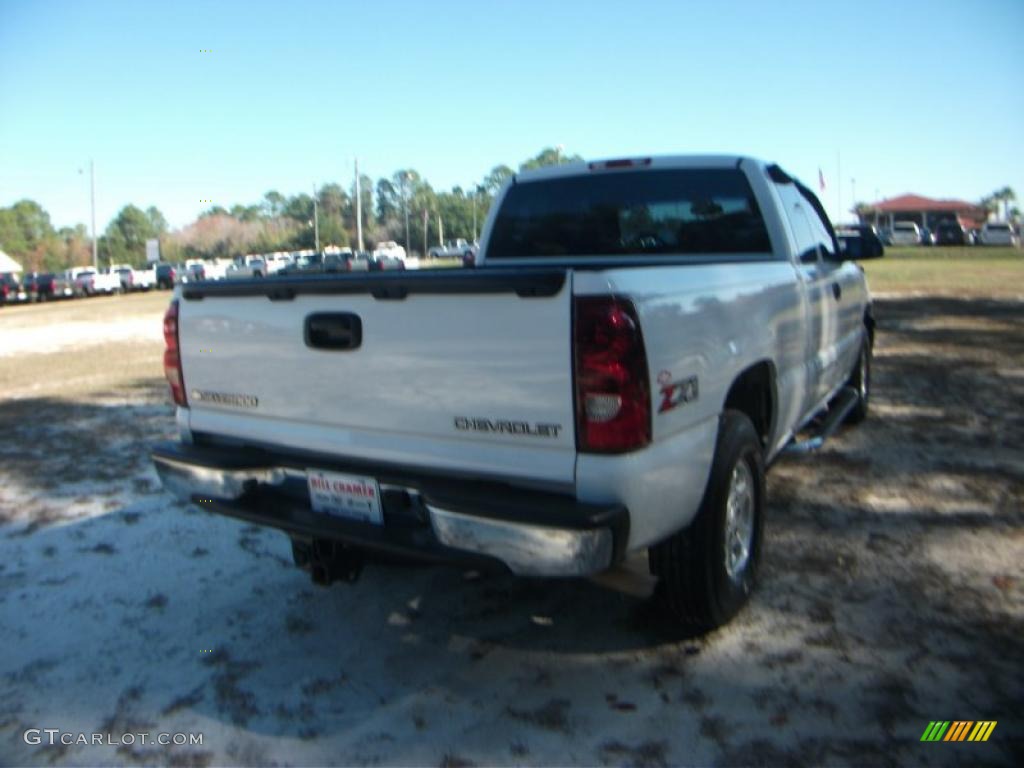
[487,169,772,259]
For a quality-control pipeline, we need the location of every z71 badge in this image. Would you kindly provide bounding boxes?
[657,371,699,414]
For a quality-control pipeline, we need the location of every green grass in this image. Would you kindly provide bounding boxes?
[882,245,1021,261]
[863,246,1023,296]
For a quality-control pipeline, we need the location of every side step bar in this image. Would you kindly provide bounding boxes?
[783,387,860,456]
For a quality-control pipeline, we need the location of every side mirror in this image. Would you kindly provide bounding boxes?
[837,233,884,260]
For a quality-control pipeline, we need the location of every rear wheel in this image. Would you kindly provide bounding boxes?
[844,328,872,424]
[649,410,765,632]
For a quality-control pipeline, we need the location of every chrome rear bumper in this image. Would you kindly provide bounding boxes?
[152,443,622,578]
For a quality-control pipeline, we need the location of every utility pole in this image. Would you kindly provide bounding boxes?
[355,158,364,253]
[312,184,320,253]
[403,172,411,254]
[472,188,477,242]
[438,212,443,247]
[422,209,428,259]
[89,160,98,269]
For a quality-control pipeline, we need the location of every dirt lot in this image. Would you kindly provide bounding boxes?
[0,290,1021,766]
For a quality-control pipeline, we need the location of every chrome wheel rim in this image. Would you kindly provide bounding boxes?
[724,459,755,581]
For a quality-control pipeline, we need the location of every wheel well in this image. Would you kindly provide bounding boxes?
[864,306,876,345]
[723,361,776,448]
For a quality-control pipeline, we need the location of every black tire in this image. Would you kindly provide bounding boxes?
[649,410,765,632]
[844,328,872,424]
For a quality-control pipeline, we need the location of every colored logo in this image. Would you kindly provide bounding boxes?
[920,721,996,742]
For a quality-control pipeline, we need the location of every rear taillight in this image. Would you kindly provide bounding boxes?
[163,300,188,407]
[573,296,651,453]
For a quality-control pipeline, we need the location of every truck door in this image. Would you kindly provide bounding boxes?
[774,182,832,413]
[795,187,864,399]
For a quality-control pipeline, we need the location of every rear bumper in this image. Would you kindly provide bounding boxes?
[151,440,627,577]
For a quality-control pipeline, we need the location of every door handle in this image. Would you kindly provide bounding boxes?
[832,282,842,300]
[305,313,362,350]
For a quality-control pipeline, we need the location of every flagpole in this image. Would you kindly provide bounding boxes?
[836,150,842,223]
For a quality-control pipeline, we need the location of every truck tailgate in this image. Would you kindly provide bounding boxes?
[177,270,577,488]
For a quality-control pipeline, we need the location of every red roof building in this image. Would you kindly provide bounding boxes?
[859,194,987,230]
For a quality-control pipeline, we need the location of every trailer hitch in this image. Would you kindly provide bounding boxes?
[291,537,364,585]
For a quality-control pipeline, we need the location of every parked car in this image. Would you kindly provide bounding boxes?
[153,154,877,632]
[371,240,407,263]
[282,252,352,274]
[226,256,267,279]
[183,261,207,282]
[835,225,885,259]
[980,221,1019,246]
[919,226,935,246]
[428,238,477,259]
[132,267,156,290]
[27,272,74,301]
[890,222,922,246]
[348,251,373,271]
[371,253,406,271]
[110,264,154,291]
[155,263,178,289]
[74,269,122,296]
[264,253,294,274]
[934,222,970,246]
[0,273,24,306]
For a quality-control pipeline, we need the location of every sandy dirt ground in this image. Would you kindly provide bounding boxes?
[0,294,1021,767]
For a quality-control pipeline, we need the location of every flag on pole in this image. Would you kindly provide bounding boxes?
[818,168,827,192]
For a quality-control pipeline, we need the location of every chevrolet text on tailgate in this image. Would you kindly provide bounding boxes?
[152,155,880,631]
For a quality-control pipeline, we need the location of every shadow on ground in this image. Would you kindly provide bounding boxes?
[1,297,1022,766]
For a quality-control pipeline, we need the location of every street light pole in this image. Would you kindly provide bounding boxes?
[403,172,411,253]
[90,160,98,269]
[355,158,364,253]
[422,208,428,259]
[312,184,320,253]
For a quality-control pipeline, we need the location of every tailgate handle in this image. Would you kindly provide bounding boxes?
[305,313,362,351]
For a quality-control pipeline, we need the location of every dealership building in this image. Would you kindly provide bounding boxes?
[858,194,988,230]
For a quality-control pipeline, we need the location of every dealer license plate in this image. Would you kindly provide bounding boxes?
[306,469,383,525]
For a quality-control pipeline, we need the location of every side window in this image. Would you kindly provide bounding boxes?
[774,183,819,263]
[798,188,837,261]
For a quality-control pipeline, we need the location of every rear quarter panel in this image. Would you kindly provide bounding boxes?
[573,262,807,548]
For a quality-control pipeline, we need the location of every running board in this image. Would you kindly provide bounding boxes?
[783,387,859,456]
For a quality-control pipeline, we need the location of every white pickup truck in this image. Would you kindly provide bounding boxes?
[225,256,267,279]
[428,238,477,259]
[371,240,407,263]
[75,268,123,296]
[152,156,879,630]
[111,264,155,292]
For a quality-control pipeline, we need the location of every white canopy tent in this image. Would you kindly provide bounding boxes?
[0,249,23,274]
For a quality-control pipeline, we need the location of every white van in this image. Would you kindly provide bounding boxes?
[890,222,922,246]
[980,222,1019,247]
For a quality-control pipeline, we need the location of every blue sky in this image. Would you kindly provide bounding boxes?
[1,0,1022,231]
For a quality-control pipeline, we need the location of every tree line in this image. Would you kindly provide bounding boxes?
[0,147,581,272]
